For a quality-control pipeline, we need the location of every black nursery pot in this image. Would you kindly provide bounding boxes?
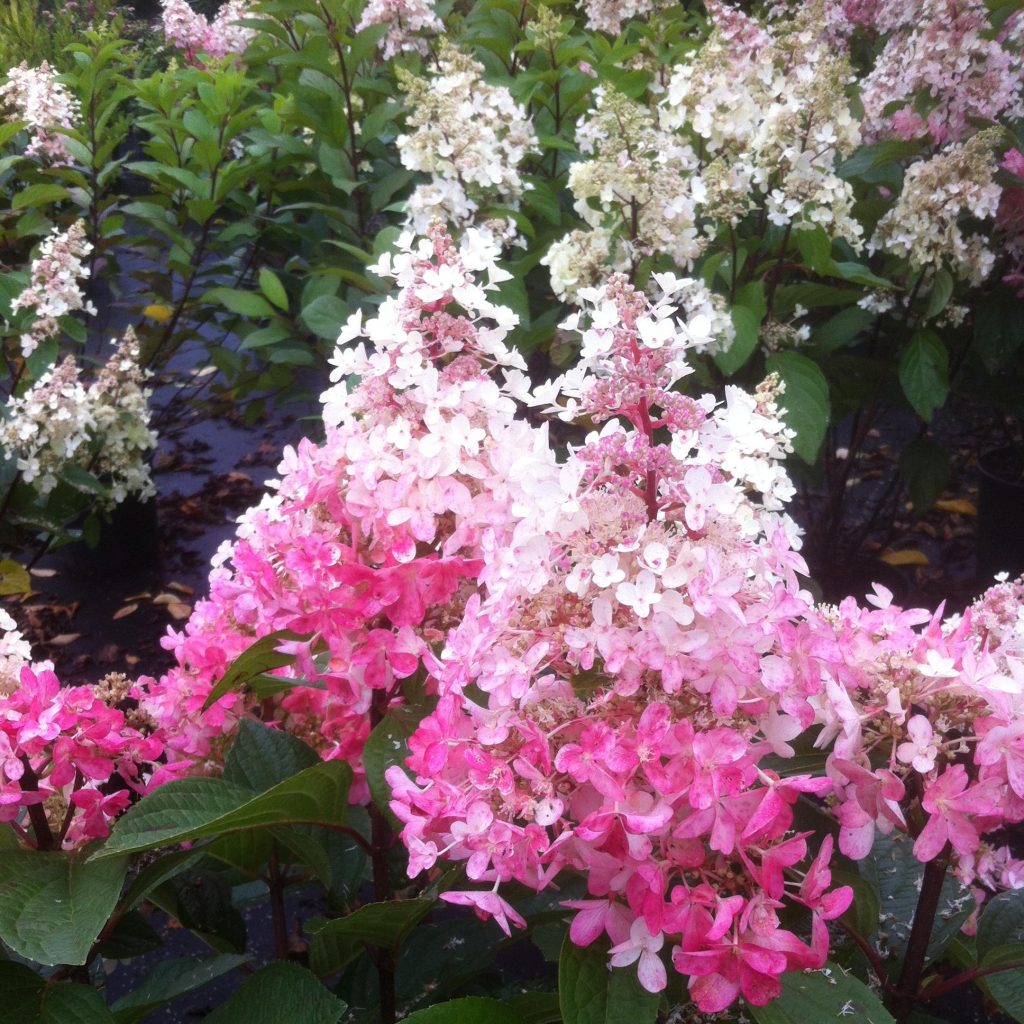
[977,446,1024,582]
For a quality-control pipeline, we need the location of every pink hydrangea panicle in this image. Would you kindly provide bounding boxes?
[0,614,161,849]
[0,60,80,165]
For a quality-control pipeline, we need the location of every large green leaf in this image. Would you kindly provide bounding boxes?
[979,891,1024,959]
[559,937,660,1024]
[204,963,345,1024]
[97,761,352,857]
[858,831,973,971]
[362,703,430,827]
[766,351,831,463]
[0,847,127,966]
[223,718,320,792]
[900,439,950,513]
[974,292,1024,373]
[202,629,308,711]
[111,954,249,1024]
[747,963,894,1024]
[898,329,948,422]
[13,183,71,209]
[204,287,276,319]
[309,899,434,978]
[39,984,116,1024]
[301,294,349,340]
[401,998,523,1024]
[981,943,1024,1023]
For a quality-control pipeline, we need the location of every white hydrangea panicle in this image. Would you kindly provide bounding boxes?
[663,1,863,247]
[356,0,443,58]
[0,61,80,165]
[320,225,526,429]
[396,43,538,247]
[0,330,157,507]
[578,0,675,35]
[11,221,97,358]
[870,130,1002,284]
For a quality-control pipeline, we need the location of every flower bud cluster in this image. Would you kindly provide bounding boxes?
[397,44,538,246]
[0,61,80,165]
[11,220,96,359]
[0,609,161,850]
[0,329,157,507]
[356,0,443,59]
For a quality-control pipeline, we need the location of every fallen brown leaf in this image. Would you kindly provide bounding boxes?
[113,604,139,620]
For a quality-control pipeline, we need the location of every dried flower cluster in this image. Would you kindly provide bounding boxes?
[870,130,1002,285]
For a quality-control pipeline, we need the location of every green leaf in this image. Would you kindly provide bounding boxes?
[301,294,349,340]
[224,718,320,792]
[900,439,950,512]
[0,847,127,966]
[981,943,1024,1023]
[747,963,895,1024]
[40,984,116,1024]
[258,267,288,311]
[979,891,1024,959]
[401,998,522,1024]
[363,703,430,827]
[61,464,107,496]
[812,307,874,351]
[716,305,760,376]
[205,287,276,319]
[96,761,352,857]
[858,831,974,971]
[0,558,31,596]
[766,351,831,463]
[924,268,953,321]
[0,962,45,1021]
[111,954,249,1024]
[831,262,894,290]
[832,868,881,939]
[899,329,948,422]
[204,963,345,1024]
[974,293,1024,373]
[559,936,659,1024]
[795,227,833,274]
[13,184,71,209]
[309,899,434,978]
[202,629,308,711]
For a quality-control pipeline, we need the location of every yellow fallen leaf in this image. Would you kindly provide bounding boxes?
[934,498,977,516]
[880,549,929,566]
[167,601,192,620]
[0,559,30,597]
[168,581,194,595]
[143,303,174,323]
[49,633,81,646]
[113,603,138,620]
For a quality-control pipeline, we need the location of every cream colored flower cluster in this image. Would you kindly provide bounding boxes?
[545,89,701,300]
[870,131,1002,285]
[397,43,537,246]
[0,330,157,507]
[578,0,675,35]
[664,1,863,247]
[356,0,442,58]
